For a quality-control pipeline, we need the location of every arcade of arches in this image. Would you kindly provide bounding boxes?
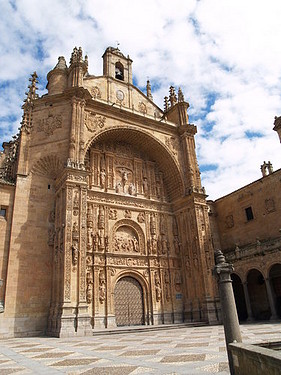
[232,264,281,321]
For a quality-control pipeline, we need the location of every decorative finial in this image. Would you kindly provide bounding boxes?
[146,80,153,101]
[214,249,226,265]
[178,87,184,102]
[70,46,86,65]
[24,72,39,104]
[164,96,169,112]
[55,56,67,70]
[169,86,177,106]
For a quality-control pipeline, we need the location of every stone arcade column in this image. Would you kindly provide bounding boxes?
[242,282,254,321]
[265,278,278,320]
[213,250,242,375]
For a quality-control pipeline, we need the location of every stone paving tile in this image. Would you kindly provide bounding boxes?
[32,351,74,359]
[161,354,206,363]
[95,345,127,350]
[81,366,138,374]
[120,349,160,356]
[20,347,53,353]
[50,358,98,366]
[176,343,208,348]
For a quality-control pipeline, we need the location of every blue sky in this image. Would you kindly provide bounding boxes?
[1,0,281,199]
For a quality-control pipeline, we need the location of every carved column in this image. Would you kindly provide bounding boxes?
[242,282,254,321]
[265,278,278,320]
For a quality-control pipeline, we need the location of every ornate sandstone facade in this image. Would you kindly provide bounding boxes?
[0,47,219,337]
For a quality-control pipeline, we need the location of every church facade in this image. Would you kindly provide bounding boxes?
[0,47,219,337]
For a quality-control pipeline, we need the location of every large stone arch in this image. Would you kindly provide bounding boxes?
[113,270,150,326]
[84,126,185,202]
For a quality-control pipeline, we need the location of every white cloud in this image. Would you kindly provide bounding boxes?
[1,0,280,200]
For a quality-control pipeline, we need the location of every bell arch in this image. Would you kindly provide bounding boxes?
[84,126,184,202]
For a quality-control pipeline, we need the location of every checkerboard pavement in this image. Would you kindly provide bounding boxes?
[0,323,280,374]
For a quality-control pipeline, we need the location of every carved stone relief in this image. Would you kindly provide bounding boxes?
[37,113,62,136]
[137,212,145,223]
[85,112,106,132]
[114,226,140,253]
[265,198,275,213]
[109,208,117,220]
[91,86,101,99]
[225,214,234,228]
[86,141,167,202]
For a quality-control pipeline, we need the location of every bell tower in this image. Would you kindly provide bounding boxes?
[102,47,133,84]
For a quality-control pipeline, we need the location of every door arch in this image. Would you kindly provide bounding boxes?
[247,269,270,320]
[231,273,247,321]
[269,263,281,318]
[114,276,144,326]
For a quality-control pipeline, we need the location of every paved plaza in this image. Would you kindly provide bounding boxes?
[0,323,281,374]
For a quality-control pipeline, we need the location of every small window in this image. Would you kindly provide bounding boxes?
[115,62,124,81]
[0,207,7,218]
[245,206,254,221]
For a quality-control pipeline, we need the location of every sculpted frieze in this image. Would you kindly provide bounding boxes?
[107,256,147,267]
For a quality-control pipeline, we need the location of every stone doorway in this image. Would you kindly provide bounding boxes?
[114,276,144,327]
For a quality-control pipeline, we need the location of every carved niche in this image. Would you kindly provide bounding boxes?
[111,219,145,255]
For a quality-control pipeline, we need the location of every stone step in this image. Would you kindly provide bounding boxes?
[92,322,208,336]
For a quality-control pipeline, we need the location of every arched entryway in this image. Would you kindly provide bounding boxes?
[231,273,247,321]
[114,276,144,326]
[269,263,281,318]
[247,269,270,320]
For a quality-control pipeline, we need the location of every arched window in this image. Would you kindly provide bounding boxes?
[115,62,124,80]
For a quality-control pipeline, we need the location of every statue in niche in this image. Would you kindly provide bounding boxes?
[72,242,79,266]
[132,236,139,252]
[128,183,136,196]
[174,237,180,255]
[100,169,106,189]
[164,271,170,301]
[72,222,79,240]
[175,271,182,292]
[98,206,105,229]
[87,227,93,250]
[155,272,162,302]
[156,179,161,198]
[150,214,156,236]
[93,234,98,252]
[143,177,148,195]
[116,181,122,193]
[122,171,128,193]
[137,212,145,223]
[109,208,117,220]
[161,236,168,254]
[99,270,106,303]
